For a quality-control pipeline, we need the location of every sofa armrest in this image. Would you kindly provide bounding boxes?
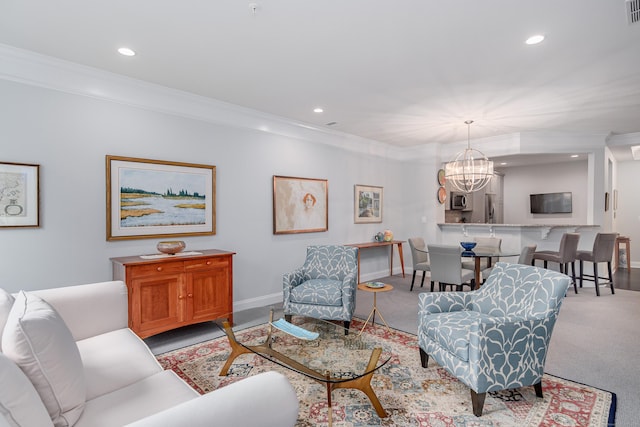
[32,281,128,341]
[124,371,299,427]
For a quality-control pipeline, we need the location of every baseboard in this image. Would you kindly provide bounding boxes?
[234,292,282,313]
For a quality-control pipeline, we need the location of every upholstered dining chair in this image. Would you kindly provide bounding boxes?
[283,245,358,333]
[417,262,571,416]
[427,244,475,292]
[531,233,580,294]
[408,237,430,292]
[576,232,618,296]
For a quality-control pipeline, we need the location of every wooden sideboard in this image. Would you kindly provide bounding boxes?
[111,249,235,338]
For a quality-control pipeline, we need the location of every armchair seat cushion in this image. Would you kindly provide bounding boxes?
[423,311,493,362]
[290,279,343,306]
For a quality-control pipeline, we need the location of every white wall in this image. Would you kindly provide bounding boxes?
[501,161,589,225]
[0,78,422,310]
[615,161,640,267]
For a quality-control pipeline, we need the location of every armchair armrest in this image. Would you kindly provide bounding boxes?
[32,281,128,341]
[418,292,469,315]
[124,372,299,427]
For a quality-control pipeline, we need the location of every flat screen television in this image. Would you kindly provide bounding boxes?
[530,192,572,214]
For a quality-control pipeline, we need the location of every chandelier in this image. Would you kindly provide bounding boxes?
[444,120,493,193]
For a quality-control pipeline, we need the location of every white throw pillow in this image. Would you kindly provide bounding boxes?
[0,353,53,427]
[0,288,14,350]
[2,292,86,427]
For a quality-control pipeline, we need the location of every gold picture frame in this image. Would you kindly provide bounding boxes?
[273,175,328,234]
[106,155,216,240]
[354,184,383,223]
[0,161,40,228]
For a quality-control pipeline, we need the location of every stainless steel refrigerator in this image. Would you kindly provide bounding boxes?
[485,193,503,223]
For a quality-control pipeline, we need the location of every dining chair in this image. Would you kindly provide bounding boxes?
[408,237,431,292]
[531,233,580,294]
[576,233,618,296]
[427,244,475,291]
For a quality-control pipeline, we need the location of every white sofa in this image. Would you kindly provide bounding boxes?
[0,281,299,427]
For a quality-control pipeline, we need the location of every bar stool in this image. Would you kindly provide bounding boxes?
[531,233,580,293]
[576,233,618,296]
[615,236,631,271]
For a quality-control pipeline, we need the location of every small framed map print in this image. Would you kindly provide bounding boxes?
[273,175,328,234]
[354,184,382,223]
[0,162,40,228]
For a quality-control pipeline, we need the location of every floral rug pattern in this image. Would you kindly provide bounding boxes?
[157,319,615,426]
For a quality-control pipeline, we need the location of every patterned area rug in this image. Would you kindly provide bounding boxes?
[157,319,616,426]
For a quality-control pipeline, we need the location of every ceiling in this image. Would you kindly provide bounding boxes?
[1,0,639,158]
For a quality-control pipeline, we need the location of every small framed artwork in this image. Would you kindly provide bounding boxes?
[0,161,40,228]
[437,187,447,204]
[273,175,328,234]
[604,192,609,212]
[106,155,216,240]
[354,184,383,224]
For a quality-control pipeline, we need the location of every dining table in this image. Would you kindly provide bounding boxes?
[417,247,520,290]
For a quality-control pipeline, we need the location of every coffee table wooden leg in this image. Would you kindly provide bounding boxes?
[331,347,387,418]
[219,321,253,376]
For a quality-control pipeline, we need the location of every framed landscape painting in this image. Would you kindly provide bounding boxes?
[273,175,328,234]
[106,155,216,240]
[354,184,382,223]
[0,161,40,228]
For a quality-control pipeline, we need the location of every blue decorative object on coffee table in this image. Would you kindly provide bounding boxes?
[460,242,477,251]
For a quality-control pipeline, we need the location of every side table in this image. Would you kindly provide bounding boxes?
[357,283,394,334]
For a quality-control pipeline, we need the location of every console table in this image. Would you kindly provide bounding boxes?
[346,240,405,283]
[111,249,235,338]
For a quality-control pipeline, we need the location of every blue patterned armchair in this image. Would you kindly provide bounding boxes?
[417,262,570,416]
[283,245,359,333]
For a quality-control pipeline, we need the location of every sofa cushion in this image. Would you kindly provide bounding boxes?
[0,289,14,351]
[2,292,86,427]
[74,371,197,427]
[0,353,53,427]
[290,279,343,306]
[76,328,163,400]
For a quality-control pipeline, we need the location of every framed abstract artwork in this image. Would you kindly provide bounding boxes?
[0,161,40,228]
[273,175,328,234]
[354,184,383,223]
[106,155,216,240]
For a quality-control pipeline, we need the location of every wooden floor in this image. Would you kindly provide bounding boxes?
[613,267,640,291]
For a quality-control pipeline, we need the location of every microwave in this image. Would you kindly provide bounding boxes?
[450,192,472,211]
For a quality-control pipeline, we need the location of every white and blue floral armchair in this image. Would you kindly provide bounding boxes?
[417,262,571,416]
[283,245,359,333]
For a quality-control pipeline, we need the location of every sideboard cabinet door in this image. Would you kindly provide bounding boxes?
[111,249,235,338]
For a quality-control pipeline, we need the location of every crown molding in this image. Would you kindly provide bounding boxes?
[0,44,407,159]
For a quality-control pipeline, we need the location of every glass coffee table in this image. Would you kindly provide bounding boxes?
[218,309,391,425]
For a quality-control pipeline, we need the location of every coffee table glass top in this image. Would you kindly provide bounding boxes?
[219,308,392,384]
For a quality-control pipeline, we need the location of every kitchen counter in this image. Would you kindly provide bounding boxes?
[438,223,599,239]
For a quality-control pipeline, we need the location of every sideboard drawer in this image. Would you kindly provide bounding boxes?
[129,261,185,278]
[184,257,229,271]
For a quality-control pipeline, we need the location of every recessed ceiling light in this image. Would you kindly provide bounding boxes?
[313,107,324,113]
[570,154,579,158]
[118,47,136,57]
[525,35,545,45]
[500,162,508,166]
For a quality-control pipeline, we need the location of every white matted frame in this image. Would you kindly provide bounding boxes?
[0,161,40,228]
[106,155,216,240]
[273,175,328,234]
[354,184,383,223]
